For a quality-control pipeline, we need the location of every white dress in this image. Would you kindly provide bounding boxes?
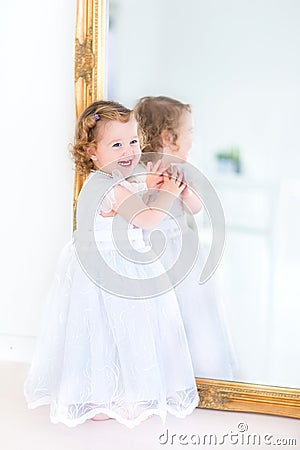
[24,171,199,428]
[143,167,239,381]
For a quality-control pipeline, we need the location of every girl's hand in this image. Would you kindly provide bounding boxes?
[160,168,186,197]
[166,167,190,198]
[145,159,170,190]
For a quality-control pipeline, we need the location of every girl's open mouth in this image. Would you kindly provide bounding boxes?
[118,158,134,167]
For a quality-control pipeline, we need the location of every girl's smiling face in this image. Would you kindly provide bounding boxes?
[89,116,141,175]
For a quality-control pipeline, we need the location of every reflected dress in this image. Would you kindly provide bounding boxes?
[143,164,238,380]
[24,170,199,428]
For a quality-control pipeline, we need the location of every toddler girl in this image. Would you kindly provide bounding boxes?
[24,100,199,428]
[134,96,238,380]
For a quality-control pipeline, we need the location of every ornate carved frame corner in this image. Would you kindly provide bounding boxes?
[196,378,300,418]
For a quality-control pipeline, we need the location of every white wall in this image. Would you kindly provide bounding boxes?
[0,0,76,361]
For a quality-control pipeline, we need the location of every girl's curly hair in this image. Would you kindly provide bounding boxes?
[70,100,134,176]
[134,96,191,164]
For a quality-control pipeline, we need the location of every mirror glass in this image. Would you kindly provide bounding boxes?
[106,0,300,388]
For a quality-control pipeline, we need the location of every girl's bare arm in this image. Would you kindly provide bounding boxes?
[181,185,203,214]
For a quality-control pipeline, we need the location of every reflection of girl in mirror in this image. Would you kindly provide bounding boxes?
[23,100,200,428]
[134,96,238,380]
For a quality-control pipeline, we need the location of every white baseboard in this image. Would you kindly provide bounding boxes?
[0,334,36,363]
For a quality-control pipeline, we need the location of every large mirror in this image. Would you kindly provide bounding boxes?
[75,0,300,417]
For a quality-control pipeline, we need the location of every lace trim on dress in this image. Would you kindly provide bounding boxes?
[25,388,199,428]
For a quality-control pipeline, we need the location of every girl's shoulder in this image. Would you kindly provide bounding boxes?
[77,170,116,205]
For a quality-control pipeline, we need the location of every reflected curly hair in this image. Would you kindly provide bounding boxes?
[70,100,134,175]
[134,96,191,164]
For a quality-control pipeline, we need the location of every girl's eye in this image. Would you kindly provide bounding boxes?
[112,142,122,148]
[130,139,138,144]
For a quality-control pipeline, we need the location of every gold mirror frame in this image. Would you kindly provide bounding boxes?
[73,0,300,419]
[73,0,107,228]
